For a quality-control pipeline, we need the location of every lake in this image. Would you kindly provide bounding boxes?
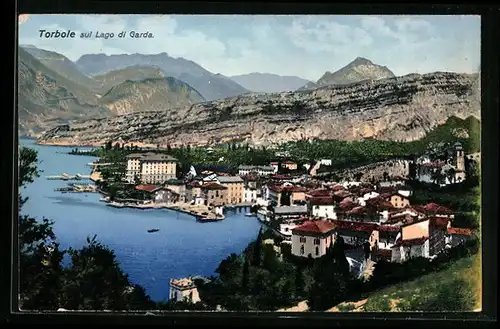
[19,138,262,302]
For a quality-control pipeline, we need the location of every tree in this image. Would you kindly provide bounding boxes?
[252,228,263,266]
[294,265,304,297]
[105,141,113,151]
[60,235,154,310]
[241,256,249,293]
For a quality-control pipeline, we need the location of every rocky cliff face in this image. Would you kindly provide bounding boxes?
[37,72,481,147]
[299,57,396,90]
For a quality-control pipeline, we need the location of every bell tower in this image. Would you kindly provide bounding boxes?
[455,142,465,171]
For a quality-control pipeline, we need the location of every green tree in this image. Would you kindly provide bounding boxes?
[252,228,263,266]
[241,256,250,293]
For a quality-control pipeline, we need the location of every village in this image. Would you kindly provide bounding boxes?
[74,139,479,307]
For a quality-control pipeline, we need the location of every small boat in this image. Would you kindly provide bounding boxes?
[245,213,254,217]
[147,228,160,233]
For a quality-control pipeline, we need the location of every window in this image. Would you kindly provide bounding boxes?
[300,245,304,255]
[299,237,306,243]
[315,246,319,256]
[314,238,320,245]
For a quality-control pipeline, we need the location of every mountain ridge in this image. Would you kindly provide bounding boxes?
[37,72,481,148]
[230,73,311,93]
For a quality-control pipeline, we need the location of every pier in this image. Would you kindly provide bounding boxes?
[55,184,97,193]
[46,173,92,181]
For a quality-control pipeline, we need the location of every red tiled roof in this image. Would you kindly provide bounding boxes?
[334,190,351,198]
[332,185,344,191]
[269,185,308,193]
[347,206,376,216]
[293,220,336,234]
[270,162,279,165]
[424,203,453,215]
[310,197,336,206]
[447,227,473,236]
[307,189,332,197]
[271,174,289,180]
[187,181,201,188]
[359,188,374,195]
[393,236,429,247]
[429,217,450,229]
[331,220,378,233]
[135,184,162,193]
[378,225,401,232]
[201,183,227,190]
[366,198,395,211]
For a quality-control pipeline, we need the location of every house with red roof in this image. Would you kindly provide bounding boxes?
[445,227,474,248]
[291,220,336,258]
[422,202,455,219]
[200,183,228,207]
[390,216,450,262]
[330,220,379,247]
[268,184,308,206]
[369,225,401,260]
[379,192,411,209]
[308,196,337,220]
[135,184,181,204]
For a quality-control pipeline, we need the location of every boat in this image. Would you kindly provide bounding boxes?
[245,213,255,217]
[147,228,160,233]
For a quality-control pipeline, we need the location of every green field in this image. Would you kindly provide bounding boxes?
[336,253,481,312]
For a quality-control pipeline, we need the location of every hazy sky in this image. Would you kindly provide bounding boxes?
[18,14,480,81]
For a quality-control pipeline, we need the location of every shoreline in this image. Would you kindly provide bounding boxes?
[106,201,225,222]
[35,139,161,149]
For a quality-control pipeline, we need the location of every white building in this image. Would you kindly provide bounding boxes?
[169,277,201,303]
[309,198,337,220]
[238,165,275,176]
[320,159,332,166]
[279,222,298,238]
[291,220,336,258]
[126,153,178,184]
[244,187,258,203]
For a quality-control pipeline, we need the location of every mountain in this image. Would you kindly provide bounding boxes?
[93,66,166,93]
[21,45,102,92]
[229,73,312,93]
[17,47,111,135]
[98,77,205,115]
[37,72,481,148]
[299,57,396,90]
[75,53,250,101]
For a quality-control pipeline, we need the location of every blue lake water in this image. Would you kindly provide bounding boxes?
[20,138,262,301]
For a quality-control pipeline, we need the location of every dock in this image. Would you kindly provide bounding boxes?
[55,184,97,193]
[46,173,92,181]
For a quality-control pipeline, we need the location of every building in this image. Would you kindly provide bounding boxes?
[380,192,411,209]
[270,162,279,173]
[200,183,228,207]
[320,159,332,166]
[164,179,187,203]
[268,184,308,206]
[291,220,336,258]
[331,220,379,247]
[454,142,466,179]
[169,277,201,303]
[391,216,450,262]
[282,161,298,171]
[369,225,400,252]
[134,184,181,203]
[272,205,308,221]
[238,165,275,176]
[309,197,337,220]
[126,153,177,184]
[243,186,258,203]
[216,176,244,204]
[445,227,474,248]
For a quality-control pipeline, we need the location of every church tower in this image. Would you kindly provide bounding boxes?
[454,142,466,182]
[455,142,465,171]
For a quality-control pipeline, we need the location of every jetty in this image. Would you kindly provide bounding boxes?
[55,184,97,193]
[46,173,92,181]
[105,201,225,221]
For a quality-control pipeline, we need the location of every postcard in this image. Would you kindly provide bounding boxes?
[17,14,481,313]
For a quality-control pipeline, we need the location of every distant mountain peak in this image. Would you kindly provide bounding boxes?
[351,57,373,66]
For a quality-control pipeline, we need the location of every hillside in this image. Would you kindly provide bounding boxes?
[21,45,102,92]
[335,254,480,312]
[98,77,205,115]
[17,47,111,135]
[300,57,396,90]
[37,72,481,147]
[93,66,166,93]
[230,73,311,93]
[75,53,249,101]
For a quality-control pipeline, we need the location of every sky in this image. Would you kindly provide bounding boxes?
[18,14,480,81]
